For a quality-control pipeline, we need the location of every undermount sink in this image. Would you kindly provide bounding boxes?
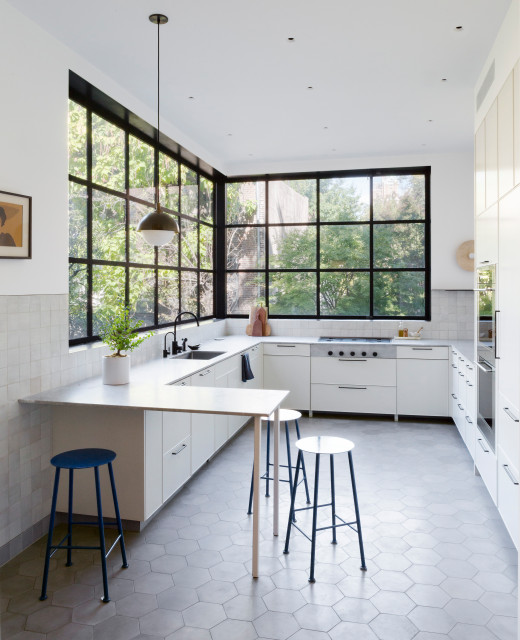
[170,350,226,360]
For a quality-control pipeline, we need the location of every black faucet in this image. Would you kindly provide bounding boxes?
[163,331,176,358]
[171,312,200,355]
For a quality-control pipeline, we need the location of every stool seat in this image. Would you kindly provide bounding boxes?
[296,436,354,455]
[261,409,302,423]
[51,448,116,469]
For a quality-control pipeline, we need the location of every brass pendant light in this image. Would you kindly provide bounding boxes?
[137,13,179,246]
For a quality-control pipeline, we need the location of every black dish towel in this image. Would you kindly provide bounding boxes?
[242,353,255,382]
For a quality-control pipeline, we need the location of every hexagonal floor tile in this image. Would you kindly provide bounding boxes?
[294,603,341,632]
[263,589,304,614]
[182,601,226,629]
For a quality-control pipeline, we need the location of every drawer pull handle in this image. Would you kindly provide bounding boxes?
[451,364,457,368]
[503,407,519,423]
[477,438,489,453]
[451,393,458,400]
[465,416,473,424]
[466,381,473,387]
[172,443,187,455]
[179,382,187,386]
[459,372,464,376]
[199,370,212,377]
[276,345,296,348]
[503,464,519,485]
[458,403,464,411]
[412,347,433,350]
[475,360,494,373]
[339,386,367,390]
[466,364,473,370]
[339,359,367,362]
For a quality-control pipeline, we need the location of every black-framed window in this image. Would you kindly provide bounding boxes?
[68,98,216,344]
[225,168,431,319]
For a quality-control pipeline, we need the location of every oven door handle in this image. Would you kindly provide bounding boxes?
[474,360,495,373]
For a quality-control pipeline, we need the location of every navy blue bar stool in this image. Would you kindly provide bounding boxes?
[247,409,311,515]
[283,435,366,583]
[40,448,128,603]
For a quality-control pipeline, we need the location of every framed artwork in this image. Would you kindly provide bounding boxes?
[0,190,32,259]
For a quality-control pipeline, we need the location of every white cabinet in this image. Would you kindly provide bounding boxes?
[476,204,498,266]
[497,446,519,547]
[475,120,486,215]
[397,357,448,417]
[497,392,520,469]
[214,361,233,450]
[449,349,477,458]
[312,357,396,386]
[311,384,396,414]
[190,367,216,472]
[163,437,191,502]
[514,61,520,186]
[475,433,497,504]
[498,71,515,198]
[485,99,498,208]
[264,343,310,410]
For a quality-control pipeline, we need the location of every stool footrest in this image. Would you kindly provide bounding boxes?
[293,502,332,512]
[48,529,123,561]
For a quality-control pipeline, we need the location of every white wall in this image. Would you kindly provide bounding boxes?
[0,0,223,297]
[227,151,475,291]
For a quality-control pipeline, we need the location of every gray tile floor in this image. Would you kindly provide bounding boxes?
[0,415,518,639]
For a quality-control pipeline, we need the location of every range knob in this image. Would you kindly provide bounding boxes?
[361,351,367,357]
[350,351,355,357]
[339,351,344,356]
[328,351,333,356]
[373,352,378,357]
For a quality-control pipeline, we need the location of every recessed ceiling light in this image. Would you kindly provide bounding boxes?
[323,126,328,130]
[307,86,313,90]
[441,78,447,82]
[226,133,233,137]
[455,25,463,31]
[288,37,295,41]
[427,119,434,123]
[188,96,195,99]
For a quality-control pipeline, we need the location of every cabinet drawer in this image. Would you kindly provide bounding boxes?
[163,436,191,501]
[397,346,448,359]
[475,432,497,504]
[311,384,396,415]
[497,446,519,548]
[311,357,396,386]
[264,343,310,357]
[497,392,520,459]
[163,411,191,454]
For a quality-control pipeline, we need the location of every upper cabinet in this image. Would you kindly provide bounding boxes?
[475,121,486,215]
[485,99,498,208]
[498,72,514,198]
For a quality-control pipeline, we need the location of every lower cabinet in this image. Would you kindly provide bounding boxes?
[497,446,519,547]
[397,358,448,416]
[264,344,310,410]
[191,367,216,473]
[163,437,191,501]
[475,433,498,504]
[311,384,396,414]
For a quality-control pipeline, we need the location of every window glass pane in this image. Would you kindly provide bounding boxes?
[320,177,370,222]
[159,153,179,212]
[129,135,154,202]
[269,226,316,269]
[268,179,316,223]
[158,269,179,323]
[200,177,214,223]
[200,224,213,270]
[129,267,154,326]
[373,223,425,269]
[227,272,265,315]
[181,164,198,218]
[320,273,370,316]
[68,101,87,179]
[373,175,425,220]
[269,272,316,315]
[92,265,125,335]
[227,227,265,270]
[181,271,198,315]
[320,225,369,269]
[69,182,87,258]
[181,218,198,269]
[374,272,425,316]
[92,190,126,262]
[226,181,265,224]
[69,263,88,339]
[158,224,180,267]
[200,272,214,317]
[129,202,155,265]
[92,114,125,191]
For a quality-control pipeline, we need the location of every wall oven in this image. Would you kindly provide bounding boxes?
[476,265,496,451]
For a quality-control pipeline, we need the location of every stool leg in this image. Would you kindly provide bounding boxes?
[265,420,271,497]
[94,466,110,602]
[295,419,311,504]
[108,462,128,569]
[285,421,296,522]
[247,465,254,515]
[309,453,320,583]
[40,467,60,601]
[66,469,74,566]
[330,455,337,545]
[283,449,302,555]
[348,451,367,571]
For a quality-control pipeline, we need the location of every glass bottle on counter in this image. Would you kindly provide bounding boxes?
[398,321,404,337]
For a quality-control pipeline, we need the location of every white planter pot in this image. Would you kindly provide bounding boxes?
[102,355,130,385]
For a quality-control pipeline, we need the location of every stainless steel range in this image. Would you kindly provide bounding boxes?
[312,337,396,359]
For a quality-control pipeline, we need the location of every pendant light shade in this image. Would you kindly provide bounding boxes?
[137,13,179,247]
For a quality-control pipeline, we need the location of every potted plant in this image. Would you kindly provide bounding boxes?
[99,303,153,385]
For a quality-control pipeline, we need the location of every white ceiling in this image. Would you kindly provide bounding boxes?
[7,0,512,174]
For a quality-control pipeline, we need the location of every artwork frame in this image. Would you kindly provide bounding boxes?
[0,190,32,259]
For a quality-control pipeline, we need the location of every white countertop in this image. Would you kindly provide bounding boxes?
[20,335,474,412]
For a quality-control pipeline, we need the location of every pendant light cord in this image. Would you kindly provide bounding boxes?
[156,18,161,210]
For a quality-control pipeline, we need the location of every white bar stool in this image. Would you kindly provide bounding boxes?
[247,409,311,515]
[283,435,367,583]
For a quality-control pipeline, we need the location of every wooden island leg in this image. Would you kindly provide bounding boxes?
[252,415,261,578]
[273,407,280,536]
